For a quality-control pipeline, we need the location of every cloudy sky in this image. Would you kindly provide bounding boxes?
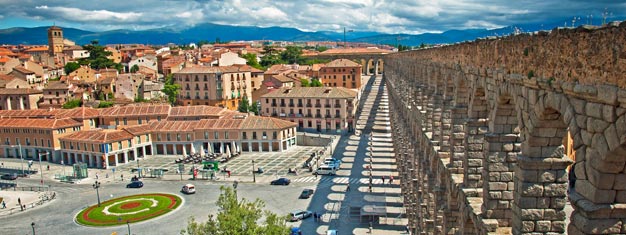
[0,0,624,34]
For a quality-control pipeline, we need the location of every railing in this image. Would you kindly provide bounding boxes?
[324,104,331,108]
[315,114,322,118]
[325,114,332,118]
[306,103,312,107]
[335,114,341,118]
[280,103,286,107]
[335,104,341,108]
[297,103,303,107]
[289,103,295,107]
[315,103,321,108]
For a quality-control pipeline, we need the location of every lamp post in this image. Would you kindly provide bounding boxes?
[233,180,239,198]
[38,152,47,186]
[11,144,25,176]
[136,158,141,178]
[127,220,131,235]
[31,222,35,235]
[92,181,101,207]
[251,160,256,183]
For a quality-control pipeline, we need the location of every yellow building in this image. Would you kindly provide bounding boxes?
[173,66,252,110]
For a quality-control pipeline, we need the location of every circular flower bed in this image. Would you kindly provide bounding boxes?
[76,193,182,226]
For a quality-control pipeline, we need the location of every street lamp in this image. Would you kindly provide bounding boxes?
[92,181,101,207]
[251,160,256,183]
[38,152,48,186]
[10,144,24,176]
[31,222,35,235]
[233,180,239,198]
[126,220,131,235]
[136,158,141,178]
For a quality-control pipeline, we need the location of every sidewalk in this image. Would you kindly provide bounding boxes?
[0,190,49,216]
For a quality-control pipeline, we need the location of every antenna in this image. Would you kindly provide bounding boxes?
[602,8,612,25]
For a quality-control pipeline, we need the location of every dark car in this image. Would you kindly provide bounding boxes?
[126,181,144,188]
[271,178,291,185]
[0,173,17,180]
[299,189,314,199]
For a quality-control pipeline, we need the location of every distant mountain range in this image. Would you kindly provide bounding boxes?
[0,21,570,46]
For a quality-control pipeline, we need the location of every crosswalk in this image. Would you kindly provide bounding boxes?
[292,176,391,185]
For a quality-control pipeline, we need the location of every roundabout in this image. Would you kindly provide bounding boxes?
[75,193,182,226]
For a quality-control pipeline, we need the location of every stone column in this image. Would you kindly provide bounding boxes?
[482,132,519,226]
[464,119,488,189]
[19,96,24,110]
[6,96,11,110]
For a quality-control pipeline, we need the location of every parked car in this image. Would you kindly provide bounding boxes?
[1,173,17,180]
[289,210,313,221]
[271,178,291,185]
[327,230,338,235]
[182,184,196,194]
[126,181,144,188]
[299,189,314,199]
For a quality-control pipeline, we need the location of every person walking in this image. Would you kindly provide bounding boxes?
[390,175,394,184]
[2,200,6,208]
[17,197,21,205]
[381,176,385,184]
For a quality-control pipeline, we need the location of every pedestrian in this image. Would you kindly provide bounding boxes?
[121,174,124,181]
[346,184,350,192]
[1,200,5,208]
[95,173,99,180]
[47,165,50,171]
[17,197,21,205]
[106,173,109,178]
[390,175,394,184]
[381,176,385,184]
[227,171,231,178]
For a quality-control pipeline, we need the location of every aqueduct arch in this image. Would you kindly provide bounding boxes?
[386,23,626,235]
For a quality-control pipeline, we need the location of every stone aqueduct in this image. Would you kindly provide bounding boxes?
[383,23,626,235]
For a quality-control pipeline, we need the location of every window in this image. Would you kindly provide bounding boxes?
[157,134,161,141]
[128,140,132,147]
[242,132,247,139]
[262,131,267,138]
[214,132,219,139]
[225,132,229,139]
[177,134,181,141]
[115,118,119,126]
[146,134,150,141]
[166,133,171,141]
[157,116,161,121]
[252,132,257,139]
[123,118,127,125]
[47,140,51,147]
[118,142,122,149]
[138,119,142,124]
[204,131,209,139]
[186,134,191,141]
[272,132,277,139]
[84,143,87,151]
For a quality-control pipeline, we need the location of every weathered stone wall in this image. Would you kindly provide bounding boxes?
[386,24,626,235]
[397,22,626,89]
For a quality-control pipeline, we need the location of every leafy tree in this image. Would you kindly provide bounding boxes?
[310,78,323,87]
[180,186,290,235]
[130,64,140,73]
[280,46,302,64]
[241,53,263,70]
[238,96,250,113]
[300,78,310,87]
[97,101,114,108]
[315,46,328,52]
[64,62,81,74]
[162,74,181,105]
[197,40,210,47]
[249,101,259,115]
[107,92,115,100]
[62,99,82,109]
[80,40,123,72]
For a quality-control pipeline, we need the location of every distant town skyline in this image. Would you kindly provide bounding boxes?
[0,1,624,34]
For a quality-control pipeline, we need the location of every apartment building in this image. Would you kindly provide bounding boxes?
[260,87,357,132]
[173,66,252,110]
[319,59,362,89]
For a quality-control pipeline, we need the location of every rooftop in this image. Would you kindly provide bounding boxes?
[99,105,170,117]
[59,129,134,143]
[0,118,81,129]
[169,105,226,118]
[0,88,43,95]
[175,65,249,74]
[319,47,392,55]
[261,87,357,99]
[324,59,361,68]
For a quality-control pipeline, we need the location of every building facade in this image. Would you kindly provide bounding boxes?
[319,59,362,89]
[174,66,252,110]
[260,87,357,132]
[47,26,64,55]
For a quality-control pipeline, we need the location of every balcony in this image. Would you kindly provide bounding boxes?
[325,114,331,118]
[271,103,277,107]
[315,114,322,118]
[297,103,303,107]
[324,103,331,108]
[289,103,294,107]
[335,104,341,108]
[306,103,312,107]
[280,103,286,107]
[305,114,312,118]
[335,114,341,118]
[271,113,278,117]
[315,103,321,108]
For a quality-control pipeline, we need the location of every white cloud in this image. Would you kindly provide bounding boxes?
[35,5,143,22]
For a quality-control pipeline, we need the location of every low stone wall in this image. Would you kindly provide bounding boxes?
[296,133,332,146]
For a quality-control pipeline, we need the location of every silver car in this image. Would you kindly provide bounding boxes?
[289,210,313,221]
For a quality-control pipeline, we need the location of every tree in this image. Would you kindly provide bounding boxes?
[130,64,140,73]
[97,101,114,108]
[62,99,82,109]
[241,53,263,70]
[249,101,259,115]
[80,41,123,71]
[162,74,181,105]
[64,62,81,74]
[238,96,251,113]
[315,46,328,52]
[180,186,290,235]
[310,78,323,87]
[280,46,302,64]
[300,78,310,87]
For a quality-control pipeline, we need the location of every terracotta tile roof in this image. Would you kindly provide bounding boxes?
[0,118,81,129]
[168,105,226,118]
[121,124,152,135]
[162,57,185,68]
[324,59,361,68]
[0,110,54,118]
[0,74,15,81]
[149,120,198,132]
[311,64,324,71]
[23,46,48,52]
[50,107,100,119]
[99,105,171,117]
[97,77,115,84]
[319,47,392,55]
[44,81,70,90]
[59,129,134,143]
[0,88,43,95]
[272,74,293,83]
[240,115,297,130]
[0,48,16,56]
[175,65,248,74]
[12,66,35,74]
[196,117,244,130]
[261,87,357,99]
[234,64,264,73]
[0,57,11,63]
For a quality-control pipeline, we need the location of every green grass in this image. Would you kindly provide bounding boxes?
[76,193,182,227]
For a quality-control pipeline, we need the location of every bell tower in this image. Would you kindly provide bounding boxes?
[47,26,64,55]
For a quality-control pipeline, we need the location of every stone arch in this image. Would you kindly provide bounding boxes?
[463,73,489,189]
[482,86,522,227]
[376,58,384,74]
[360,58,367,74]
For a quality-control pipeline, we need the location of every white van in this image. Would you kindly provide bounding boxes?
[315,165,337,175]
[182,184,196,194]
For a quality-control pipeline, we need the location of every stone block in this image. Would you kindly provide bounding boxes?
[543,209,566,220]
[520,208,544,220]
[616,190,626,203]
[614,174,626,190]
[551,221,566,232]
[550,197,567,209]
[539,171,556,183]
[585,102,604,119]
[488,182,508,191]
[535,220,551,232]
[489,191,502,199]
[502,191,514,200]
[576,180,616,204]
[501,172,514,182]
[603,105,616,122]
[544,183,568,197]
[587,118,610,133]
[585,163,616,190]
[537,197,550,208]
[488,163,510,172]
[521,221,535,232]
[571,212,622,234]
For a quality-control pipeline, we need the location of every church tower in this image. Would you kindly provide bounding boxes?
[47,26,64,55]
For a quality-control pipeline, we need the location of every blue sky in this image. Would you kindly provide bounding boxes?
[0,0,624,34]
